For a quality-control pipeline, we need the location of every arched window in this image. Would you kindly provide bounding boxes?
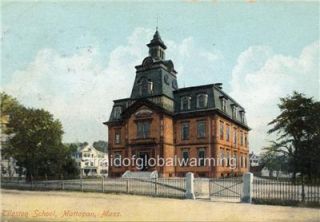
[197,94,208,108]
[114,153,122,167]
[147,80,153,94]
[181,96,191,111]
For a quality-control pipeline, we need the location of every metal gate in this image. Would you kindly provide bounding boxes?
[209,176,243,201]
[194,178,210,199]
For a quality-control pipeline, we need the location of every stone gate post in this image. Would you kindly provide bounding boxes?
[186,172,195,199]
[241,172,253,203]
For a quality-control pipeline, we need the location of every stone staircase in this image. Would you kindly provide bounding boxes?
[121,170,158,179]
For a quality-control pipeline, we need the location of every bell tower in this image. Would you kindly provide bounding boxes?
[130,29,178,112]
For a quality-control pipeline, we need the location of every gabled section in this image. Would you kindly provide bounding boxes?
[121,99,173,120]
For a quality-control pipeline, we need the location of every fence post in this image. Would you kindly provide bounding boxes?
[241,172,253,203]
[126,179,129,193]
[185,172,195,199]
[61,180,64,190]
[154,178,158,196]
[102,177,104,192]
[81,177,83,192]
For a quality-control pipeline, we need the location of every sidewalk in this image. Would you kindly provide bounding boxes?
[1,189,319,221]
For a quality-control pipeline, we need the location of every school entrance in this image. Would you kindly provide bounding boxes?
[194,177,243,202]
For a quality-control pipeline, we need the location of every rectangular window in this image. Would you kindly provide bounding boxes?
[226,150,230,167]
[245,135,248,147]
[221,98,227,112]
[113,106,122,119]
[233,128,237,145]
[137,121,150,138]
[198,149,205,166]
[242,155,245,168]
[182,150,189,166]
[181,96,191,111]
[219,121,224,140]
[197,121,206,138]
[148,81,153,94]
[115,130,121,144]
[233,106,238,119]
[244,156,247,168]
[197,94,208,108]
[240,111,245,123]
[240,131,243,146]
[220,148,225,166]
[181,122,190,140]
[226,125,230,142]
[114,152,122,167]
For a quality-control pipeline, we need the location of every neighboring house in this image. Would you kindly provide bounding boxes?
[249,152,260,167]
[73,145,108,177]
[0,115,24,178]
[104,29,250,178]
[261,167,291,178]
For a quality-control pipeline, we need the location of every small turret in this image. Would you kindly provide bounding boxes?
[147,29,166,60]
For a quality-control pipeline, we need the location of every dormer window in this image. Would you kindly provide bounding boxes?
[220,98,227,112]
[113,106,122,119]
[181,96,191,111]
[197,94,208,109]
[138,78,153,96]
[240,111,245,123]
[232,105,238,119]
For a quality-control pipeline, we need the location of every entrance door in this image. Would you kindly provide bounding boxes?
[138,152,149,171]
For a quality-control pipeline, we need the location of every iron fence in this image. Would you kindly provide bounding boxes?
[253,177,320,206]
[2,175,320,206]
[1,177,186,198]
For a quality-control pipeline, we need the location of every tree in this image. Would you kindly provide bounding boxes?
[93,140,108,153]
[268,91,320,181]
[1,92,25,176]
[260,144,289,178]
[1,92,24,144]
[1,93,79,180]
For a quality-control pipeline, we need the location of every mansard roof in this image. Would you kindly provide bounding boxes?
[105,29,249,130]
[173,83,249,128]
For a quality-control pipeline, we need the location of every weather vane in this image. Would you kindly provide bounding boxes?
[156,14,159,30]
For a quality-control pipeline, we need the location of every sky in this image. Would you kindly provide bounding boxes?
[1,0,319,153]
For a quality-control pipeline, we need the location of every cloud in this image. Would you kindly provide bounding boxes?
[3,27,224,144]
[3,26,319,152]
[166,37,224,87]
[230,41,319,153]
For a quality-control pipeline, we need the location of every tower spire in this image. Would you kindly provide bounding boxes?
[156,15,159,31]
[147,28,167,60]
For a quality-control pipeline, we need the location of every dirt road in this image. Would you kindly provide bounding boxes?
[1,189,319,221]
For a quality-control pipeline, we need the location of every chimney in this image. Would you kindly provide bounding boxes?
[214,83,223,90]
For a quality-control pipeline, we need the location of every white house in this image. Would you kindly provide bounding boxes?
[249,152,260,167]
[0,115,25,178]
[73,145,108,177]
